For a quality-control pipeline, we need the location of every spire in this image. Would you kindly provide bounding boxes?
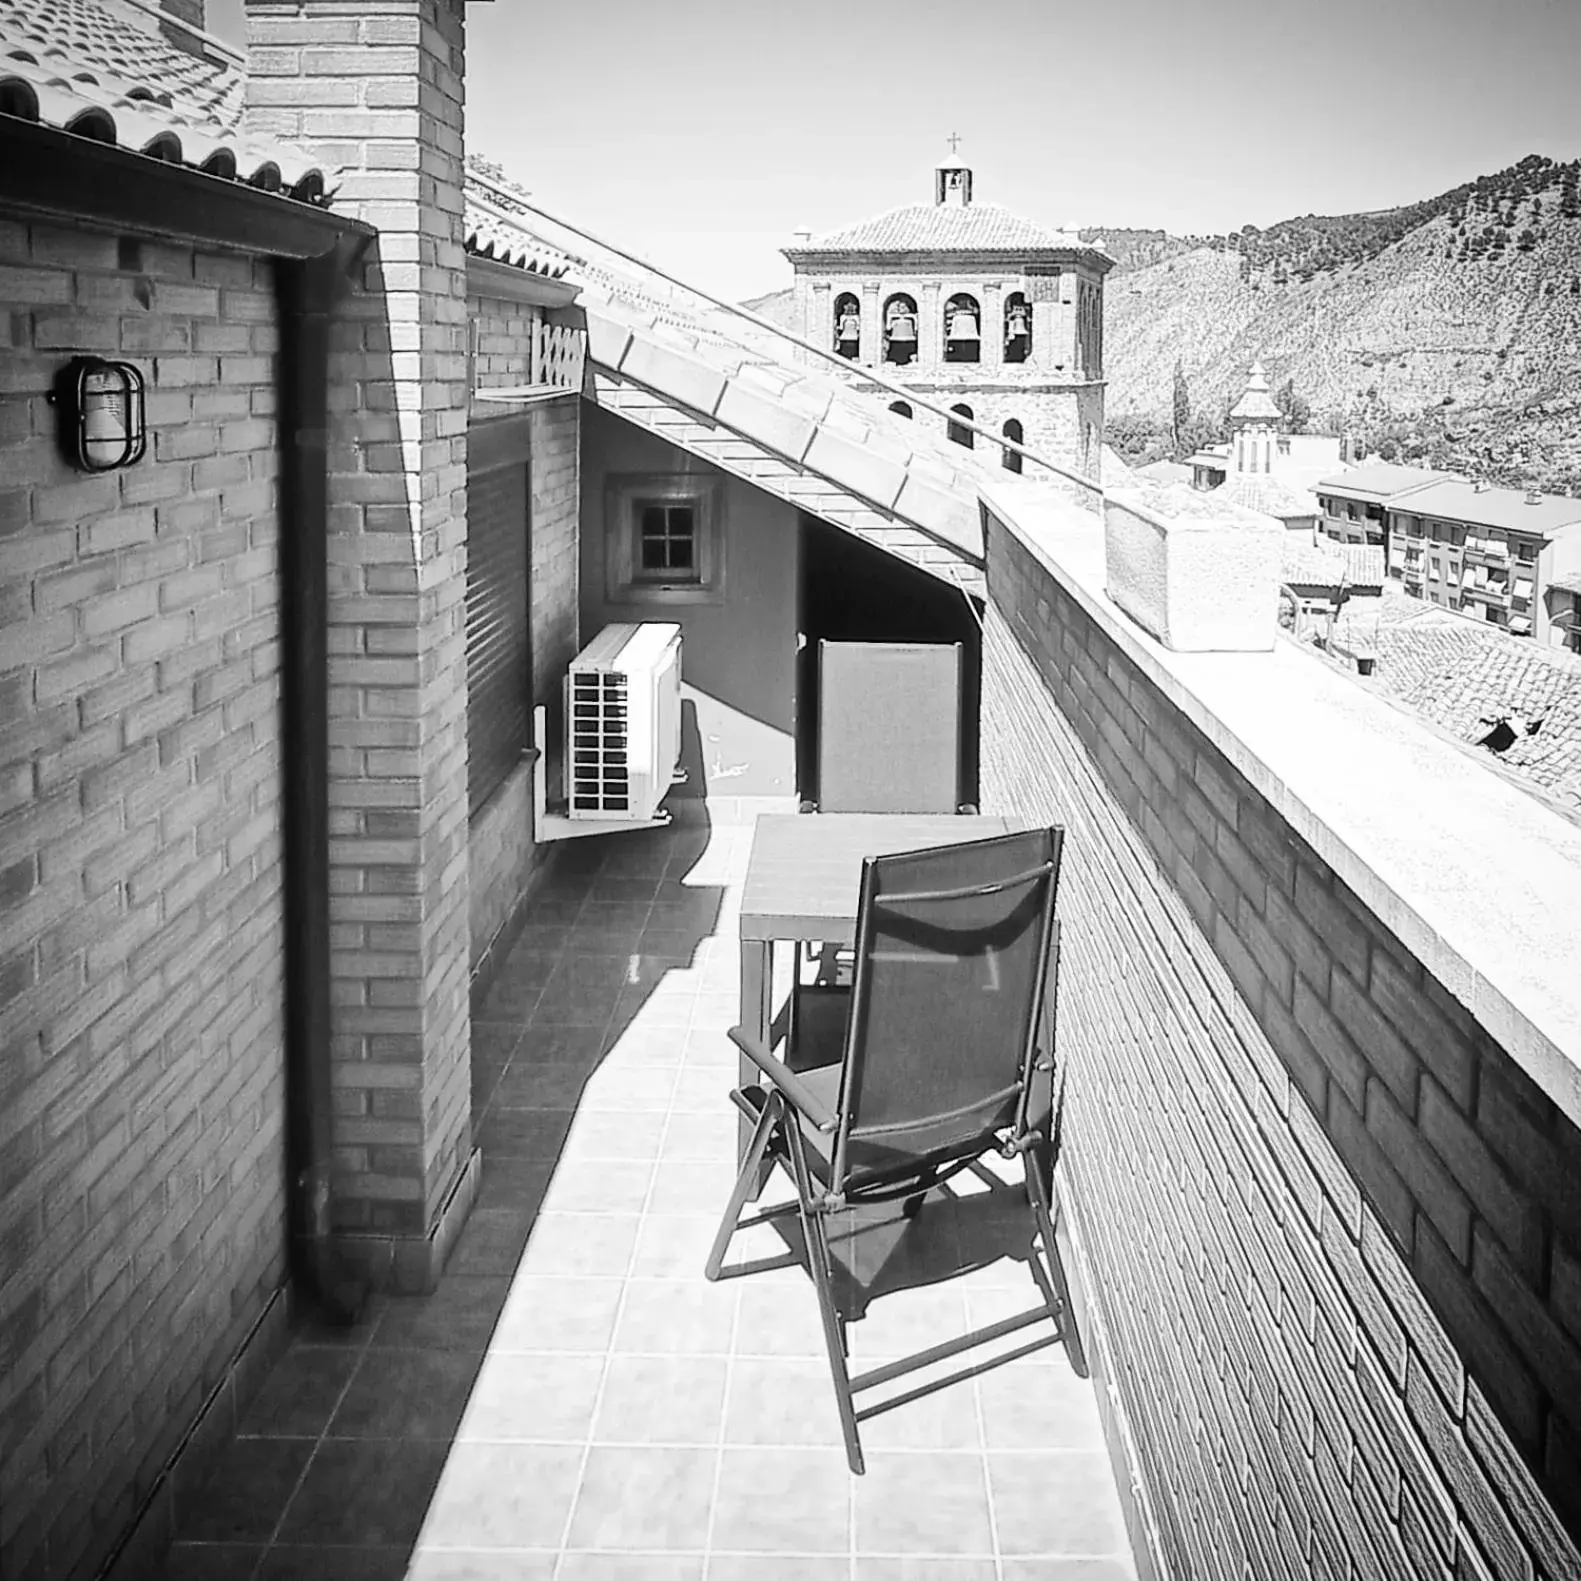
[934,134,973,208]
[1229,361,1282,424]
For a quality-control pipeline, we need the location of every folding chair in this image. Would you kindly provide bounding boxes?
[705,826,1082,1474]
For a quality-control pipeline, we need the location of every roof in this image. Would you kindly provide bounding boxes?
[1229,362,1282,424]
[1362,605,1581,808]
[1135,460,1193,486]
[1314,462,1453,502]
[1281,538,1382,592]
[0,0,334,202]
[464,187,574,279]
[785,202,1092,258]
[1222,472,1320,523]
[1378,479,1581,537]
[491,193,1003,594]
[1099,445,1133,487]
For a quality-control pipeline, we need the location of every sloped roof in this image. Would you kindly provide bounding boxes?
[464,188,574,278]
[1382,479,1581,537]
[1136,459,1192,486]
[1229,362,1282,423]
[785,202,1091,257]
[1315,462,1452,502]
[0,0,334,202]
[1361,601,1581,807]
[496,194,1000,591]
[1224,472,1319,523]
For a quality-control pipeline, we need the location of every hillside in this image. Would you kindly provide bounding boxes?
[1090,156,1581,492]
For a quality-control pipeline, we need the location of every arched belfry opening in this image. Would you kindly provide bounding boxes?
[833,292,861,360]
[1001,418,1024,473]
[889,400,913,419]
[944,292,981,364]
[1004,291,1031,363]
[883,294,918,366]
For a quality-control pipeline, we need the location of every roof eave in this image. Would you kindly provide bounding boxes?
[466,252,579,307]
[0,115,367,260]
[782,243,1112,270]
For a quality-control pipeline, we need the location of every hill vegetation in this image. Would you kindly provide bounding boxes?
[1089,155,1581,494]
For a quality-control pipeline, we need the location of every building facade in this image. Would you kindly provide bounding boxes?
[1316,461,1453,550]
[1376,478,1581,642]
[781,147,1112,481]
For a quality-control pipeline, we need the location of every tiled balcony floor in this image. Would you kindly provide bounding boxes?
[159,812,1136,1581]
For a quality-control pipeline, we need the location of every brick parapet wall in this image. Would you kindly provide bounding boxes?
[247,0,474,1244]
[980,510,1581,1581]
[0,225,286,1581]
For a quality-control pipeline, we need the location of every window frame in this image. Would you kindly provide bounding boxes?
[605,472,725,606]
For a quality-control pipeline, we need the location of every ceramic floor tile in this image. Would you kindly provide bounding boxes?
[487,1063,591,1111]
[516,1213,640,1277]
[628,1213,720,1279]
[492,1274,625,1352]
[710,1447,853,1554]
[577,1065,679,1112]
[997,1563,1136,1581]
[406,1552,558,1580]
[853,1367,983,1452]
[560,1108,669,1162]
[370,1277,510,1351]
[457,1351,605,1443]
[540,1159,655,1215]
[660,1110,739,1159]
[558,1556,704,1580]
[158,1542,263,1579]
[475,1106,578,1150]
[565,1446,718,1551]
[709,1559,852,1581]
[853,1452,994,1557]
[612,1278,738,1356]
[735,1282,838,1359]
[276,1439,448,1546]
[446,1208,538,1277]
[254,1545,411,1580]
[975,1355,1105,1449]
[852,1562,998,1580]
[419,1442,584,1548]
[591,1354,729,1444]
[175,1437,314,1542]
[722,1357,847,1449]
[328,1348,481,1439]
[474,1157,555,1214]
[847,1287,970,1360]
[236,1345,359,1438]
[987,1451,1131,1556]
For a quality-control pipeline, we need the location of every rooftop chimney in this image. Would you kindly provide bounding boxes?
[1525,488,1545,505]
[1473,480,1490,493]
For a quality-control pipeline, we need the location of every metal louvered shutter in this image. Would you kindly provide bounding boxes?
[465,457,530,819]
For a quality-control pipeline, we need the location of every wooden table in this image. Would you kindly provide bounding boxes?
[735,813,1019,1162]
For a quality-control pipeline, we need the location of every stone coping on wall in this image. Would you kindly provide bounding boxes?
[980,473,1581,1131]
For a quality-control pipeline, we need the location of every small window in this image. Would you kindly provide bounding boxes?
[833,291,861,360]
[606,473,724,605]
[1001,418,1024,473]
[948,403,974,448]
[889,400,913,419]
[1517,539,1537,561]
[944,293,981,365]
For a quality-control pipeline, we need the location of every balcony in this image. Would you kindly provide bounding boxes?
[1461,577,1512,604]
[1463,538,1512,565]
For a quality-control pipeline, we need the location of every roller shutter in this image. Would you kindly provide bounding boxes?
[465,454,530,818]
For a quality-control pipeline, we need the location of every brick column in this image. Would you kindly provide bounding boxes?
[245,0,476,1285]
[920,279,942,374]
[1033,272,1061,375]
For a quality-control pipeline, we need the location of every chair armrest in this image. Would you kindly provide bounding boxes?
[727,1025,838,1133]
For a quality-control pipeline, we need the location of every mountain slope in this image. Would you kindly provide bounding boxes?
[1092,156,1581,491]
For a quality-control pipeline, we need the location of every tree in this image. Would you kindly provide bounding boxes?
[1171,363,1191,451]
[1275,377,1311,433]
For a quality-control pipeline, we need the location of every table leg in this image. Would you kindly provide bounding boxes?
[737,938,773,1173]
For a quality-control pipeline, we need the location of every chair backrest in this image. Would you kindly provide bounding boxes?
[830,826,1063,1186]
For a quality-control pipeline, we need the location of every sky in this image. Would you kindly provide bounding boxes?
[211,0,1581,302]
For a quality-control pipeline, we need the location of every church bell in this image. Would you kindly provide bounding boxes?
[1006,304,1030,339]
[887,312,917,343]
[946,309,979,343]
[836,312,860,344]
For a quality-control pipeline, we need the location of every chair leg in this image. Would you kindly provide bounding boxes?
[705,1092,782,1283]
[1024,1144,1089,1380]
[786,1123,865,1475]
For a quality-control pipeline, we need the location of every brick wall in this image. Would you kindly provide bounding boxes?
[0,222,286,1581]
[980,510,1581,1581]
[247,0,475,1261]
[466,378,580,978]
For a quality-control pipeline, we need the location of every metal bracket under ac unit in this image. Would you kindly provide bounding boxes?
[530,705,685,843]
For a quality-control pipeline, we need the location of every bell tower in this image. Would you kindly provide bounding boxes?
[934,133,973,208]
[1229,362,1282,475]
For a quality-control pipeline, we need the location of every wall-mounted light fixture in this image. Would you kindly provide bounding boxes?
[50,357,147,472]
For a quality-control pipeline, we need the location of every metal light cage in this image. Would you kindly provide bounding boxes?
[60,356,147,472]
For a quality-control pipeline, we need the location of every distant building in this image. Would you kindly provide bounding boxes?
[1369,478,1581,645]
[1280,539,1385,644]
[1315,462,1454,550]
[1186,362,1346,526]
[781,143,1114,481]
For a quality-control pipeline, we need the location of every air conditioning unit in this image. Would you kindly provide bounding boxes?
[564,621,683,824]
